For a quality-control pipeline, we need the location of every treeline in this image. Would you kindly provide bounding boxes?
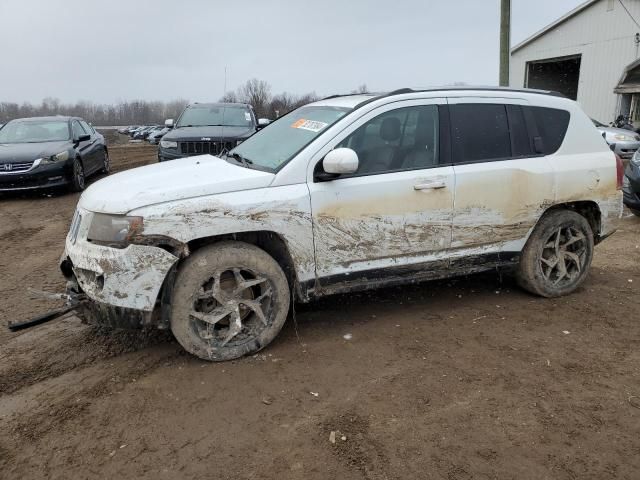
[219,79,369,118]
[219,78,321,119]
[0,98,189,126]
[0,79,369,125]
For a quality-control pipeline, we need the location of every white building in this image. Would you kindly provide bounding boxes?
[510,0,640,123]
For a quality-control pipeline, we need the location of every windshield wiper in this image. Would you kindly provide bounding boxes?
[227,152,253,167]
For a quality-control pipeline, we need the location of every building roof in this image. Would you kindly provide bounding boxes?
[511,0,600,54]
[615,57,640,93]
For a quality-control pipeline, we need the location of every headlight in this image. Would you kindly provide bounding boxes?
[40,150,70,164]
[160,140,178,149]
[613,133,636,141]
[87,213,144,247]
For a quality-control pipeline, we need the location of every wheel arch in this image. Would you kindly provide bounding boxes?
[158,229,304,331]
[541,200,603,243]
[187,231,300,289]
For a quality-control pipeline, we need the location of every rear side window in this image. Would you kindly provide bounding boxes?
[450,104,511,163]
[506,105,532,157]
[525,106,570,155]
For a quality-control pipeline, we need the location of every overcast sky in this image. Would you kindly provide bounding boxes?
[0,0,584,104]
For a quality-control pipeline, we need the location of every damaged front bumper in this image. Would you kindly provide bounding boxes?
[60,209,180,327]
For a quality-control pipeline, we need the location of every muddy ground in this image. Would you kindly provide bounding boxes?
[1,141,640,479]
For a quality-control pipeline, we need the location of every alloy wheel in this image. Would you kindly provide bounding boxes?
[539,226,587,287]
[74,161,85,189]
[190,268,273,347]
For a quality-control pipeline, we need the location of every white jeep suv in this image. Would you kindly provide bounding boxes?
[61,87,624,361]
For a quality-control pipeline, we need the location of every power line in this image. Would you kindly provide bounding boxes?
[618,0,640,30]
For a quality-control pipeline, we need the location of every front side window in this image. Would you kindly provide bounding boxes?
[0,120,70,143]
[450,104,511,163]
[176,105,254,128]
[80,120,94,134]
[230,105,351,171]
[337,105,440,175]
[72,121,87,139]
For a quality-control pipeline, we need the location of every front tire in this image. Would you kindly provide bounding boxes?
[516,210,594,298]
[170,241,290,361]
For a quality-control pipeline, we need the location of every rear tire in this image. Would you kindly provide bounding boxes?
[630,208,640,217]
[516,210,594,298]
[101,148,111,174]
[70,158,85,192]
[170,241,290,361]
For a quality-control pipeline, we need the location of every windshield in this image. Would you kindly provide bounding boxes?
[230,105,351,170]
[177,105,254,127]
[0,120,70,143]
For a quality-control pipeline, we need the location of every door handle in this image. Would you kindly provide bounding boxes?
[414,180,446,190]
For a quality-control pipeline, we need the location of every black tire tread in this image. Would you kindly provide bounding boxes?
[170,241,290,361]
[516,210,594,298]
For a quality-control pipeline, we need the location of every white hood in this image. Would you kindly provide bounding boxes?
[79,155,275,214]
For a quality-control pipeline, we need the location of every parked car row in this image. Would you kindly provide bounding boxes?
[118,125,168,143]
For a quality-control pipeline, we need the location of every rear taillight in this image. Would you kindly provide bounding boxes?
[615,153,624,190]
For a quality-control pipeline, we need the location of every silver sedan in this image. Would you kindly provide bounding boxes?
[593,118,640,161]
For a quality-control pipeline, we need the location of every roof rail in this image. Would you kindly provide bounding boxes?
[352,86,565,110]
[321,92,376,100]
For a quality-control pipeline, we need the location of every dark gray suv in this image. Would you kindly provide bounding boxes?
[158,103,266,162]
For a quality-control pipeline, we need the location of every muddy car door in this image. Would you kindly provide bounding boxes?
[307,100,455,290]
[448,98,556,259]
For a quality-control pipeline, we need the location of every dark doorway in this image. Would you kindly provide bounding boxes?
[525,55,581,99]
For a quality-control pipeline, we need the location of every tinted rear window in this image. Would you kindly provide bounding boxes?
[526,106,570,155]
[450,104,511,163]
[506,105,533,157]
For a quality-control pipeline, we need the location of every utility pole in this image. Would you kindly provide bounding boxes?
[499,0,511,86]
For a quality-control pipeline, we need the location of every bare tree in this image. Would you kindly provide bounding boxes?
[351,84,369,94]
[236,78,272,118]
[0,77,324,125]
[219,91,239,103]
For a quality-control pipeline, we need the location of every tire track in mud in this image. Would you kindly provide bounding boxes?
[5,350,178,443]
[0,319,177,396]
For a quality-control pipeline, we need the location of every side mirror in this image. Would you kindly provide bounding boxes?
[165,119,174,128]
[77,134,90,143]
[323,148,359,175]
[257,118,271,128]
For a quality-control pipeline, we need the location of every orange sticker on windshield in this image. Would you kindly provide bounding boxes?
[291,119,328,132]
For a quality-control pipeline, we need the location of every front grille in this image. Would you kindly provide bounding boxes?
[179,141,235,156]
[0,161,34,174]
